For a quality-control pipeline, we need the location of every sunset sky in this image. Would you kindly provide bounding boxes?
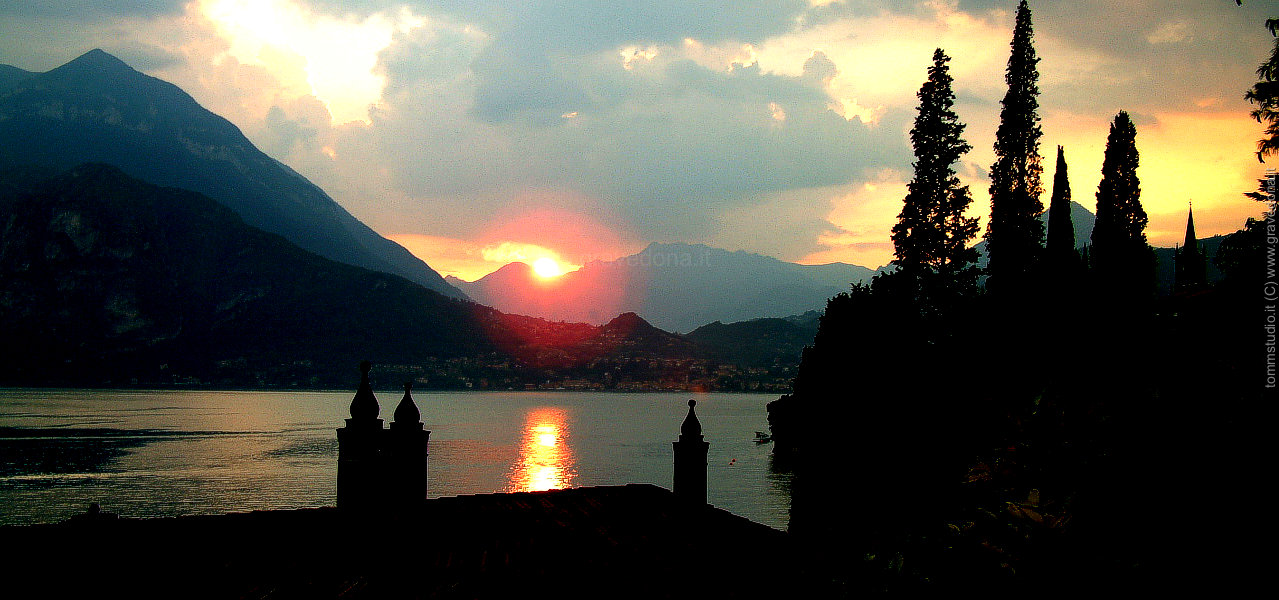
[1,1,1273,280]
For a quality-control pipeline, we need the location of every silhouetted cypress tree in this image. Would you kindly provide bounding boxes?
[1090,110,1148,294]
[1045,146,1075,264]
[985,0,1045,294]
[890,48,980,322]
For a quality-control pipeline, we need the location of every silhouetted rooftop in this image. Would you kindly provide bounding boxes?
[1,484,813,599]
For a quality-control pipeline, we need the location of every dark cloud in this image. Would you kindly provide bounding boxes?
[0,1,187,20]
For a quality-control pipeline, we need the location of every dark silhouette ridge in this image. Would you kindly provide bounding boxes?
[0,49,465,299]
[2,484,811,599]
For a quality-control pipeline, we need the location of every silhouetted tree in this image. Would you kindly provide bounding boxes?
[1245,17,1279,161]
[985,0,1045,294]
[1090,110,1150,299]
[1045,145,1078,274]
[891,48,980,322]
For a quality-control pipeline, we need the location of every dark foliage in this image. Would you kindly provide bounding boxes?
[1245,18,1279,161]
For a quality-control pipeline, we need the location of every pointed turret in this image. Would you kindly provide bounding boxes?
[393,381,420,426]
[672,399,710,503]
[680,399,703,439]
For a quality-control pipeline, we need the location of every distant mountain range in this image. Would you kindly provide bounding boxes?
[0,49,464,299]
[448,244,882,333]
[0,165,794,389]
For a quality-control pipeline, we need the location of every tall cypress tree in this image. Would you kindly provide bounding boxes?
[985,0,1045,293]
[1045,145,1077,271]
[1091,110,1149,296]
[890,48,980,319]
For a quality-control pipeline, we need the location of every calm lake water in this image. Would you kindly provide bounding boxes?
[0,389,791,529]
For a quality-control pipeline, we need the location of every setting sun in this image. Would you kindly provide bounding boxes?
[532,257,564,279]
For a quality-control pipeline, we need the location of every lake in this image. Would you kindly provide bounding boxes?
[0,389,791,529]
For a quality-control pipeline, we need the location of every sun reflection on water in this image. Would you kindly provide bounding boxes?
[507,407,576,492]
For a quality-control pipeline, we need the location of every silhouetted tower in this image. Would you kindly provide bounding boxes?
[337,361,384,511]
[672,399,709,503]
[1175,202,1207,292]
[390,381,430,512]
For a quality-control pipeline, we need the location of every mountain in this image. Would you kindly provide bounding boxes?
[685,316,821,368]
[0,165,732,388]
[0,164,488,386]
[0,49,464,299]
[449,243,880,332]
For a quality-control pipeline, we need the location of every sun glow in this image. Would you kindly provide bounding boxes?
[200,0,423,124]
[532,257,565,279]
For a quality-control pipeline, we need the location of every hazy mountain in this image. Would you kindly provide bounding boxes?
[449,243,880,333]
[0,49,464,299]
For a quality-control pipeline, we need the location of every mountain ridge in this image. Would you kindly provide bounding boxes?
[451,242,883,332]
[0,49,465,299]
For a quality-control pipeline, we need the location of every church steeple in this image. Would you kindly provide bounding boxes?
[1175,202,1206,292]
[1183,202,1198,251]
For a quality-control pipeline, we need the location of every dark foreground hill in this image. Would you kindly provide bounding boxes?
[0,49,463,298]
[1,485,818,599]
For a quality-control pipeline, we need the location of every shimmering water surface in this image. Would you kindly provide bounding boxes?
[0,390,790,528]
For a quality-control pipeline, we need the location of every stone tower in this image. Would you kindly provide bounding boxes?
[672,399,709,503]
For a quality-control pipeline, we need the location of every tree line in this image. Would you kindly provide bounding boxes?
[769,1,1271,594]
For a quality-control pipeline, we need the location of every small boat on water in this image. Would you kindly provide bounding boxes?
[753,431,772,443]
